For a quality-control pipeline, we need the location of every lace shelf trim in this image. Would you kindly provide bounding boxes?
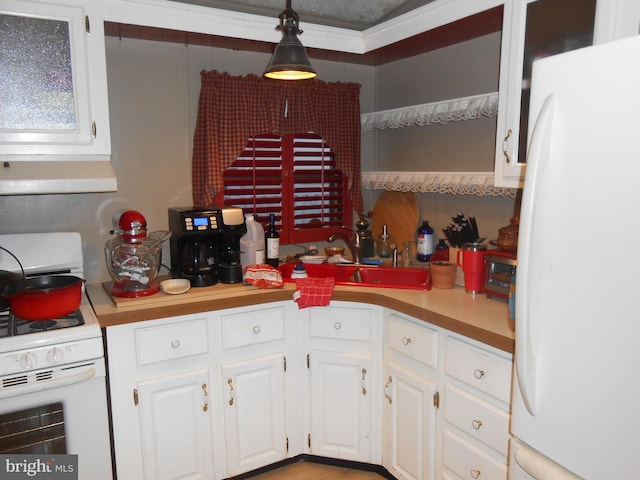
[361,92,499,131]
[361,171,517,198]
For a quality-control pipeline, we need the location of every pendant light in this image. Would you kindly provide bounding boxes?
[263,0,317,80]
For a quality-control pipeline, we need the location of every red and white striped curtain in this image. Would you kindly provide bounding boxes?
[192,70,363,216]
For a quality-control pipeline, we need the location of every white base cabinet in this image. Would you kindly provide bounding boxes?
[106,301,380,480]
[106,301,511,480]
[383,311,440,480]
[306,303,382,464]
[107,313,221,480]
[384,361,438,480]
[381,310,513,480]
[136,368,214,480]
[308,350,373,461]
[441,336,512,479]
[222,353,287,476]
[217,304,290,477]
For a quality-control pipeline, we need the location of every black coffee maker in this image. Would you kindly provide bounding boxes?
[169,207,246,286]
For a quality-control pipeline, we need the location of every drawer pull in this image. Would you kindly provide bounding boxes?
[384,376,392,404]
[502,128,512,163]
[471,419,483,430]
[253,325,261,334]
[470,468,481,479]
[227,378,235,406]
[473,369,485,379]
[402,336,412,345]
[202,383,209,412]
[361,368,367,395]
[334,322,342,330]
[171,339,180,349]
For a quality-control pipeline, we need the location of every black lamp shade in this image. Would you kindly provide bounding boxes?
[264,5,317,80]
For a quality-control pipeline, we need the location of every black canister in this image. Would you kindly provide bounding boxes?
[357,217,375,258]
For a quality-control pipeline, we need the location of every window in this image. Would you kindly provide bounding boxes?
[215,133,352,244]
[191,71,363,237]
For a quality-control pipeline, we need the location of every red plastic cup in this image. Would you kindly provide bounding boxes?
[456,242,487,294]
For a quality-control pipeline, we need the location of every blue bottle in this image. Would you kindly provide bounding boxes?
[416,221,435,262]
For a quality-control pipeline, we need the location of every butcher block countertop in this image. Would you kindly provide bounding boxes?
[87,280,514,353]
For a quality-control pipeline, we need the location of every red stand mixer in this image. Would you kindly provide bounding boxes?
[105,210,171,298]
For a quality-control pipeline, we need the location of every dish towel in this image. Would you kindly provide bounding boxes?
[293,277,335,309]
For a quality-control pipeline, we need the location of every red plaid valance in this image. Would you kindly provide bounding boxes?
[192,71,363,216]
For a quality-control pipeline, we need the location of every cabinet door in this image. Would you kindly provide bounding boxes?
[383,362,437,480]
[223,353,287,476]
[309,350,372,462]
[136,368,214,480]
[0,0,110,156]
[494,0,596,188]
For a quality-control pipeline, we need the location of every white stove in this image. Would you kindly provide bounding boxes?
[0,232,112,480]
[0,232,103,371]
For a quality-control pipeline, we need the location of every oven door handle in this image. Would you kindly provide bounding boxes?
[0,367,97,400]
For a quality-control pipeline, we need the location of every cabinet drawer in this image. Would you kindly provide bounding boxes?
[309,306,372,341]
[135,320,209,366]
[443,429,507,480]
[444,384,509,456]
[388,314,438,368]
[445,337,512,403]
[221,307,285,349]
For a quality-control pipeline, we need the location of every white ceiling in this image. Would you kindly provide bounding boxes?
[169,0,438,31]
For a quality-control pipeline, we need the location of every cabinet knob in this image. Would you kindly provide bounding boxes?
[473,369,485,379]
[171,339,180,349]
[470,468,481,479]
[334,322,342,330]
[472,419,483,430]
[252,325,261,334]
[402,336,412,346]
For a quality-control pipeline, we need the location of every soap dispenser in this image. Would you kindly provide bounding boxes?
[290,261,308,279]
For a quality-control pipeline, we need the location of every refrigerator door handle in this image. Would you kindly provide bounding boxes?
[515,93,557,416]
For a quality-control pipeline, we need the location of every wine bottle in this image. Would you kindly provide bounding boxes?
[265,213,280,267]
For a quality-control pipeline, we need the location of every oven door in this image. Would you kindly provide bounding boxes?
[0,358,112,480]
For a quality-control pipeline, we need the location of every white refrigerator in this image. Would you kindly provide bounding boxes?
[510,34,640,479]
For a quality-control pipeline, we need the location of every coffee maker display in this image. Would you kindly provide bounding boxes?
[169,207,246,286]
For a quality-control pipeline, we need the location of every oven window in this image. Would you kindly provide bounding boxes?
[0,402,67,454]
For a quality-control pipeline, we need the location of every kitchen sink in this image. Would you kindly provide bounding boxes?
[280,262,431,291]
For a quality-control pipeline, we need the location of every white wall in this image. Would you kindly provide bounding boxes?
[365,31,516,243]
[0,30,518,283]
[0,37,375,283]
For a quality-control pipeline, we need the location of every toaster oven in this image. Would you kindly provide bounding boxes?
[483,251,517,301]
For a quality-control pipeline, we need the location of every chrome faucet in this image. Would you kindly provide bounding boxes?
[327,227,362,264]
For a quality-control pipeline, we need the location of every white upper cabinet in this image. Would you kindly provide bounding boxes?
[0,0,115,194]
[494,0,597,189]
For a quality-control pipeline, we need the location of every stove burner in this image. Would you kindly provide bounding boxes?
[29,320,58,331]
[0,309,84,338]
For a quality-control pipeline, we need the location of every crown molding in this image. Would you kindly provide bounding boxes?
[101,0,504,56]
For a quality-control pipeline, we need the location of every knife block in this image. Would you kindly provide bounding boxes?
[449,247,466,287]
